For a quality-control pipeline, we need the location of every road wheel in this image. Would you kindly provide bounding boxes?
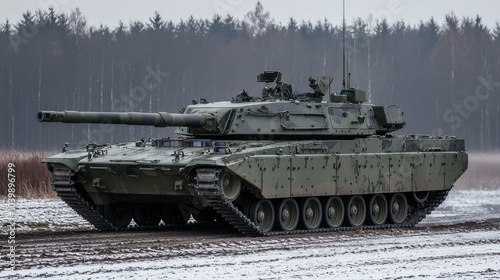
[301,197,322,230]
[346,196,366,227]
[389,193,408,224]
[276,198,299,231]
[368,194,388,225]
[162,204,190,225]
[134,204,162,227]
[250,200,275,233]
[322,196,344,228]
[102,203,133,228]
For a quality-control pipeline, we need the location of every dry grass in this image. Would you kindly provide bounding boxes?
[0,151,497,198]
[0,150,55,198]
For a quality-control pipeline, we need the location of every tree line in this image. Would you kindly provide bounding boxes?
[1,3,499,151]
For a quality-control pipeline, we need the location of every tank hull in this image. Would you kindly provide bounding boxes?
[43,135,467,235]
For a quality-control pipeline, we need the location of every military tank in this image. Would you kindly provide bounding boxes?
[38,71,468,236]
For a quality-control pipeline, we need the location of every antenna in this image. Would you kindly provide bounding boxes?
[342,0,346,90]
[348,51,353,88]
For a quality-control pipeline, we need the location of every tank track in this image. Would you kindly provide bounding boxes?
[50,165,187,232]
[194,167,450,237]
[51,165,118,231]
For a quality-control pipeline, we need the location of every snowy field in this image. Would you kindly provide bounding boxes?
[1,189,499,279]
[4,189,500,233]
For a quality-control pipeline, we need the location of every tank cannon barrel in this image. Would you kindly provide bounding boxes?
[37,110,214,129]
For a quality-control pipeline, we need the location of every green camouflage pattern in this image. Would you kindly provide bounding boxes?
[38,71,468,235]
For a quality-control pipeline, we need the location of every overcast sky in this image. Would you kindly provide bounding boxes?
[1,0,499,30]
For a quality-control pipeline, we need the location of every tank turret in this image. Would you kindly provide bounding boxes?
[39,72,405,139]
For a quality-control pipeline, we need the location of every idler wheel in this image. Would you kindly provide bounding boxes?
[219,172,241,202]
[250,200,275,233]
[368,194,388,225]
[300,197,322,230]
[102,203,133,228]
[322,196,344,228]
[412,191,430,204]
[345,196,366,227]
[389,193,408,224]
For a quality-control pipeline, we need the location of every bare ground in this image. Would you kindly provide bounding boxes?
[1,189,500,279]
[2,221,500,279]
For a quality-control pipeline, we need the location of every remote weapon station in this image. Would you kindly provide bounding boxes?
[38,7,467,236]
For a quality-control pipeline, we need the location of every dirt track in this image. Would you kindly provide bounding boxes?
[2,221,499,279]
[13,220,500,265]
[2,189,500,279]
